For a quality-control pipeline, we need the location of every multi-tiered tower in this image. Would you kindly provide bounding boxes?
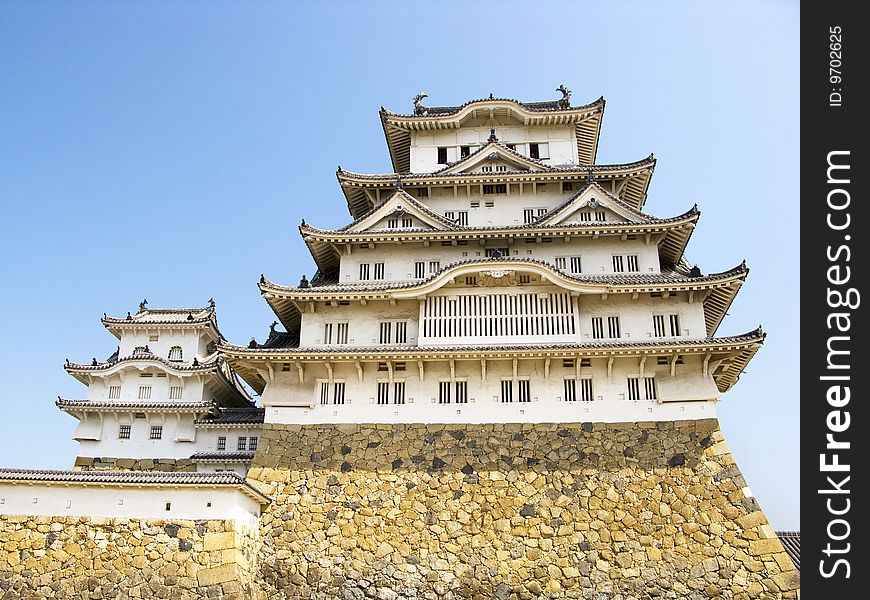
[60,302,263,475]
[222,89,760,423]
[213,90,797,598]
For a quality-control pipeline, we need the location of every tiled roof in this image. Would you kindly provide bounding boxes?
[332,188,459,233]
[65,351,220,373]
[337,155,655,181]
[263,259,745,295]
[102,305,217,327]
[776,531,800,571]
[56,398,214,412]
[382,94,605,118]
[195,408,266,425]
[190,452,256,462]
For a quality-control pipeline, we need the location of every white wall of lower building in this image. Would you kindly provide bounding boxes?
[73,412,199,460]
[195,427,262,454]
[0,483,261,525]
[261,354,721,424]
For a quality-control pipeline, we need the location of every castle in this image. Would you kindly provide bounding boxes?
[0,88,799,598]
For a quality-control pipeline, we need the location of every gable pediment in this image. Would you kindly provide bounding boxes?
[538,183,648,226]
[438,142,548,175]
[344,189,453,233]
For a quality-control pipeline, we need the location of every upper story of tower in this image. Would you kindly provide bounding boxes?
[380,88,605,174]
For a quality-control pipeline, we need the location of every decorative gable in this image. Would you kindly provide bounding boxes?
[343,189,454,234]
[537,182,649,226]
[436,142,548,175]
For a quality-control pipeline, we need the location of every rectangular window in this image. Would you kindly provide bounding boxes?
[416,187,428,198]
[595,211,606,222]
[627,377,657,401]
[320,381,330,405]
[579,378,594,402]
[415,261,426,278]
[529,143,540,159]
[456,211,468,225]
[249,437,258,451]
[470,200,480,208]
[460,145,470,158]
[379,322,392,345]
[607,316,621,339]
[217,436,226,451]
[336,322,348,344]
[455,381,468,404]
[149,334,159,342]
[323,323,333,345]
[168,346,183,361]
[359,263,370,280]
[393,382,405,405]
[118,425,131,439]
[237,437,247,451]
[517,380,531,403]
[169,386,182,400]
[626,255,639,272]
[333,382,346,405]
[402,218,413,228]
[569,256,582,274]
[138,386,151,400]
[377,382,390,405]
[395,321,407,344]
[591,317,604,339]
[562,358,575,368]
[481,165,492,173]
[373,262,384,280]
[485,247,509,258]
[387,218,398,228]
[555,257,567,270]
[437,147,448,164]
[500,379,513,403]
[439,381,451,404]
[563,182,574,191]
[429,261,440,273]
[612,255,625,272]
[108,385,121,399]
[483,184,507,195]
[579,211,592,222]
[653,315,666,337]
[496,165,507,172]
[669,314,681,336]
[563,378,576,402]
[523,208,536,224]
[149,425,162,440]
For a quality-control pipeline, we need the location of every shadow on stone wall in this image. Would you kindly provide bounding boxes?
[248,420,799,599]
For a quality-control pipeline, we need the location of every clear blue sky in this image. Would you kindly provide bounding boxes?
[0,1,799,528]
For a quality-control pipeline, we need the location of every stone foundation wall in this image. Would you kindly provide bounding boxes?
[0,515,264,599]
[74,456,196,472]
[249,420,799,599]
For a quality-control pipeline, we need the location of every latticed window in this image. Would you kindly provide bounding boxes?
[373,262,385,280]
[612,255,625,272]
[595,211,606,222]
[167,345,183,361]
[393,382,405,405]
[149,425,162,440]
[402,218,413,228]
[377,382,389,405]
[138,386,152,400]
[333,382,346,405]
[627,376,657,401]
[108,385,121,399]
[500,379,513,403]
[238,437,247,451]
[169,386,182,400]
[626,255,639,272]
[118,425,131,439]
[569,256,582,274]
[517,380,531,403]
[249,437,258,451]
[669,314,681,336]
[578,378,594,402]
[336,322,348,344]
[415,261,426,278]
[359,263,371,280]
[217,436,226,451]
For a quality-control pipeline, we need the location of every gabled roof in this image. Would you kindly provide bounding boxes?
[380,93,605,172]
[339,188,457,233]
[537,181,654,226]
[0,468,269,504]
[195,407,266,426]
[259,259,746,337]
[337,155,656,219]
[101,303,222,341]
[221,328,765,396]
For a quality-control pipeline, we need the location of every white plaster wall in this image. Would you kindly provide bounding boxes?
[297,292,706,350]
[118,329,212,361]
[195,428,262,453]
[410,125,577,173]
[85,369,206,403]
[338,239,661,283]
[262,354,720,425]
[74,412,198,459]
[0,484,261,524]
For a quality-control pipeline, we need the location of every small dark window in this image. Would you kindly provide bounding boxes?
[437,147,448,164]
[529,143,540,159]
[563,182,574,191]
[460,146,470,158]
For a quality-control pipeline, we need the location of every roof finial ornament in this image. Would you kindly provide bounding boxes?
[395,174,404,189]
[586,167,596,183]
[186,312,194,321]
[689,265,702,278]
[91,358,98,366]
[126,312,133,320]
[488,128,498,142]
[270,320,278,335]
[413,92,428,116]
[138,299,148,312]
[556,85,572,109]
[248,337,258,349]
[489,93,494,100]
[208,298,215,309]
[300,218,306,227]
[259,274,266,284]
[299,275,310,288]
[192,357,199,366]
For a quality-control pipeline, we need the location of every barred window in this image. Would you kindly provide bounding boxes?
[653,315,666,337]
[320,381,330,405]
[387,218,398,228]
[626,255,639,272]
[377,382,390,405]
[456,211,468,226]
[415,261,426,278]
[579,378,594,402]
[237,437,247,451]
[439,381,451,404]
[108,385,121,399]
[555,257,567,270]
[627,377,657,401]
[455,381,468,404]
[393,382,405,405]
[169,386,182,400]
[395,321,407,344]
[563,378,576,402]
[336,322,349,344]
[579,211,592,222]
[569,256,582,274]
[612,255,625,272]
[168,346,183,361]
[138,386,152,400]
[402,218,413,228]
[249,437,258,451]
[359,263,371,280]
[595,211,606,222]
[607,316,621,339]
[323,323,333,344]
[591,317,604,339]
[149,425,162,440]
[118,425,131,439]
[379,322,392,345]
[429,261,440,273]
[517,380,531,403]
[333,382,346,405]
[217,436,226,451]
[669,314,681,336]
[500,379,513,403]
[373,263,385,280]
